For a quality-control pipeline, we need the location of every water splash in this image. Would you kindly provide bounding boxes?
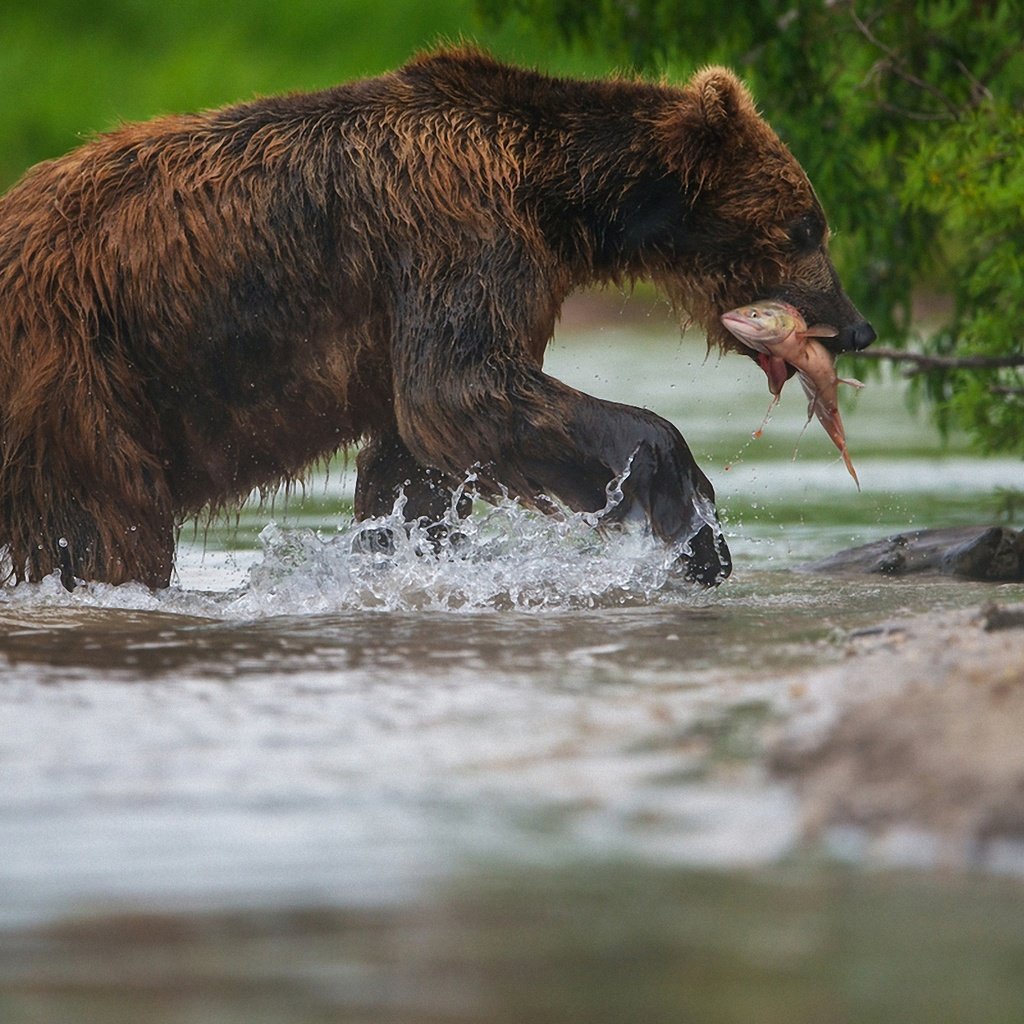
[0,483,715,619]
[229,490,705,616]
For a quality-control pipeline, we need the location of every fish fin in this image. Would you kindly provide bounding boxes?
[838,376,865,389]
[796,372,817,414]
[801,324,839,339]
[759,353,791,397]
[753,395,780,438]
[841,447,861,490]
[791,413,814,462]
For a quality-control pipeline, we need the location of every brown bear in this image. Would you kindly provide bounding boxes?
[0,48,874,590]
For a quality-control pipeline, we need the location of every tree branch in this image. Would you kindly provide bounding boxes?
[849,6,963,119]
[846,4,1022,121]
[852,347,1024,376]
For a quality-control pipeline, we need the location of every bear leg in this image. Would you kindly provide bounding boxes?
[27,498,177,591]
[395,368,732,584]
[353,430,472,553]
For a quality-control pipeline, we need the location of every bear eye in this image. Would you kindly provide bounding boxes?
[787,212,824,251]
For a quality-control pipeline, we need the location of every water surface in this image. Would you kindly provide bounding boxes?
[2,319,1023,1021]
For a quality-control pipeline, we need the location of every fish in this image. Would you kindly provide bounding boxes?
[720,299,863,488]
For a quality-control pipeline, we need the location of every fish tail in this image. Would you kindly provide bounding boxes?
[813,403,842,446]
[841,446,861,490]
[813,402,861,489]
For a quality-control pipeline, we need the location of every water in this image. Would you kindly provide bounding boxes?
[2,313,1023,1021]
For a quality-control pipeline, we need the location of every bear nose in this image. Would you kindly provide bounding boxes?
[838,320,876,351]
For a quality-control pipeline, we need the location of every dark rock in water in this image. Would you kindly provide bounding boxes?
[799,525,1024,581]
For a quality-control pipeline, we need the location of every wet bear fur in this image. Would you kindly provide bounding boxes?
[0,48,872,588]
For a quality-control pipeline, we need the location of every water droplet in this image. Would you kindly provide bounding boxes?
[57,537,68,548]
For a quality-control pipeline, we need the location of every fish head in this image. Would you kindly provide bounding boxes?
[719,300,802,350]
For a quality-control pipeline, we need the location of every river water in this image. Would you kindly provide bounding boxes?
[2,311,1024,1022]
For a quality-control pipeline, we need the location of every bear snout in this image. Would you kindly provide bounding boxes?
[836,320,877,352]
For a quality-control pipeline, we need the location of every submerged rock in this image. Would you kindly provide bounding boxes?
[799,525,1024,581]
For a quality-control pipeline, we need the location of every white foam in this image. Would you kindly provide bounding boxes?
[0,488,719,620]
[228,486,713,616]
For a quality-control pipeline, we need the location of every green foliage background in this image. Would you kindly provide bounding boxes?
[3,0,1023,457]
[0,0,609,188]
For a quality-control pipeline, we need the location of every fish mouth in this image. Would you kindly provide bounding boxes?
[719,311,773,349]
[719,311,748,329]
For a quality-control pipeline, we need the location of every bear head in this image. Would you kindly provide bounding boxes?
[642,67,875,355]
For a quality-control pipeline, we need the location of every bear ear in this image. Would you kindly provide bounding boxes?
[658,65,759,174]
[687,66,756,132]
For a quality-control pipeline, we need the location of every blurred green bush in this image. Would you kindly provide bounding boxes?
[0,0,609,188]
